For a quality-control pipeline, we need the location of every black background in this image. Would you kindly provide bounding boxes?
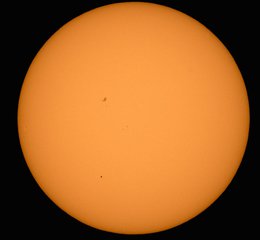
[5,0,257,238]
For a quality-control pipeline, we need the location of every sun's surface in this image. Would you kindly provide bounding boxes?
[18,2,249,234]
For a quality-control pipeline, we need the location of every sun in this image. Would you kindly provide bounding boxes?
[18,2,249,234]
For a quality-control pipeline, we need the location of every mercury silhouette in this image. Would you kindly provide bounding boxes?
[17,2,250,235]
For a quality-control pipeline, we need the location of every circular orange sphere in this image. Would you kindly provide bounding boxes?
[18,2,249,235]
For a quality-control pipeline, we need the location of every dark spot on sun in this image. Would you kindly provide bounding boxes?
[100,176,103,178]
[102,97,107,102]
[122,125,129,130]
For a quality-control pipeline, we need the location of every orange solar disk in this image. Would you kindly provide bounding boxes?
[17,2,249,234]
